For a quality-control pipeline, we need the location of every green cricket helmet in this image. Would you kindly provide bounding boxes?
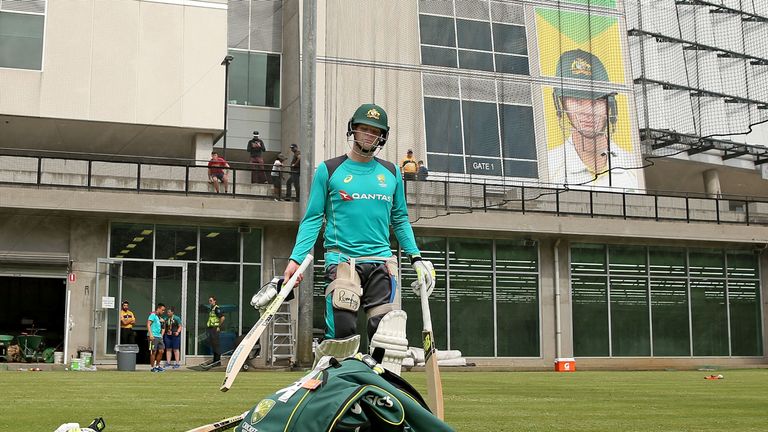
[346,103,390,146]
[553,49,617,126]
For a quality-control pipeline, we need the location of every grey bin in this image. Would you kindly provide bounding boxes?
[115,344,140,371]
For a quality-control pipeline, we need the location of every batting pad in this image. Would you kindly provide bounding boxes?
[370,310,409,375]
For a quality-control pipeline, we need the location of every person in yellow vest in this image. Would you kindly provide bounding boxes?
[400,149,418,180]
[206,296,225,364]
[119,301,136,345]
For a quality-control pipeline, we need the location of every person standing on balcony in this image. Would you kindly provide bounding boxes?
[285,143,301,201]
[247,131,267,184]
[417,160,429,181]
[271,154,287,201]
[207,151,230,193]
[400,149,418,181]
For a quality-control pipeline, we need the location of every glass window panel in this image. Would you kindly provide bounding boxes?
[499,104,536,159]
[185,264,197,356]
[421,46,458,68]
[0,12,44,70]
[247,52,281,108]
[572,275,609,356]
[690,279,729,356]
[427,154,465,174]
[200,227,239,262]
[462,101,500,157]
[416,237,447,270]
[110,223,154,259]
[649,248,686,277]
[228,50,250,105]
[466,157,502,176]
[228,50,280,107]
[650,278,690,356]
[495,54,529,75]
[689,249,725,278]
[402,270,448,351]
[456,19,492,50]
[243,229,262,263]
[729,279,763,356]
[419,15,456,47]
[198,264,240,355]
[570,244,606,275]
[424,98,463,154]
[502,159,537,179]
[449,270,493,355]
[726,252,758,279]
[450,238,492,272]
[495,240,537,273]
[492,23,527,55]
[120,261,153,363]
[458,50,494,71]
[155,225,197,261]
[608,245,647,277]
[242,265,262,337]
[610,277,650,356]
[496,273,539,356]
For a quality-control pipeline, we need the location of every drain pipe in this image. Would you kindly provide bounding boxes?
[553,239,562,360]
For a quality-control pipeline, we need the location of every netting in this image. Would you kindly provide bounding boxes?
[318,0,633,222]
[627,0,768,156]
[316,0,768,222]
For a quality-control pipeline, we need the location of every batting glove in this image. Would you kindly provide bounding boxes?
[250,277,281,313]
[410,257,435,297]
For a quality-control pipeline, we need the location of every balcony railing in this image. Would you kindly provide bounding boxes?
[404,175,768,226]
[0,150,282,199]
[1,150,766,226]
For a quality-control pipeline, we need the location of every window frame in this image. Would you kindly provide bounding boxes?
[0,7,47,72]
[227,48,283,110]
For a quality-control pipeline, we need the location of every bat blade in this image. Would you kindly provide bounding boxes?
[220,254,313,392]
[423,329,445,420]
[185,412,246,432]
[420,282,445,420]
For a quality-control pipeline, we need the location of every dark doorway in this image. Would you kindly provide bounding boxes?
[0,277,66,358]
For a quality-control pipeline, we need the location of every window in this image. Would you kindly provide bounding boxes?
[228,50,281,108]
[571,244,763,358]
[0,11,45,70]
[418,8,529,75]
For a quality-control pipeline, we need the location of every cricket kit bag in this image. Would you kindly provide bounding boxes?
[236,354,454,432]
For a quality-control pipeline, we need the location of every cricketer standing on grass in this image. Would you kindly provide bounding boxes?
[253,103,436,374]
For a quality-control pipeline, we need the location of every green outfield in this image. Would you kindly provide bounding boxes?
[2,369,767,431]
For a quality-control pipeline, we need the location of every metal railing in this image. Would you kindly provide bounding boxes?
[404,176,768,226]
[2,149,767,226]
[0,149,292,199]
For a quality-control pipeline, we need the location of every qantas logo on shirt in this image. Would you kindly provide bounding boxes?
[338,190,392,202]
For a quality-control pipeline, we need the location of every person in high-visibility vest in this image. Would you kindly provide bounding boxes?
[206,296,225,364]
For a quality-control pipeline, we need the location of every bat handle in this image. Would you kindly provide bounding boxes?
[419,283,433,333]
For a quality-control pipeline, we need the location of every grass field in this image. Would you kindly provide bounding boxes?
[2,369,767,431]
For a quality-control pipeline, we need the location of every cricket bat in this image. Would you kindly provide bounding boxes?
[185,412,247,432]
[220,254,313,392]
[420,282,445,420]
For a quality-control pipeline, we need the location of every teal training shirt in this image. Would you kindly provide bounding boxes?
[289,155,420,266]
[148,313,163,338]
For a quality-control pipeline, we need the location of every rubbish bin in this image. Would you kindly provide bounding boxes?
[115,344,139,371]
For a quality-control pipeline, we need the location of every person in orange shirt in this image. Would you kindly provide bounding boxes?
[119,301,136,345]
[400,149,418,180]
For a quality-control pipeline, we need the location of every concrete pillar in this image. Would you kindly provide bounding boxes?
[67,217,109,362]
[703,169,722,198]
[193,133,214,165]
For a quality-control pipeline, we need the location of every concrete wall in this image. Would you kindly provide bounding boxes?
[0,0,226,130]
